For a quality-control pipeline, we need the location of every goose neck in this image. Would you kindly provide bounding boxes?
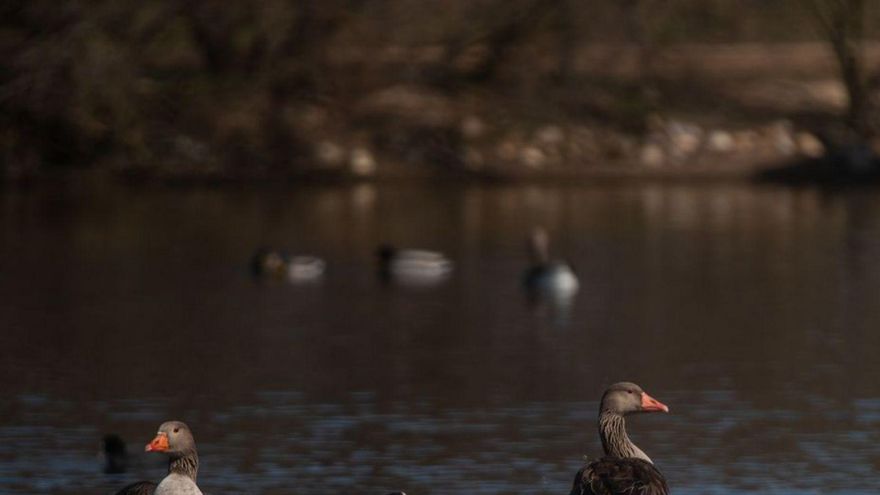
[168,449,199,481]
[598,411,652,464]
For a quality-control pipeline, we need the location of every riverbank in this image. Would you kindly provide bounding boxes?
[3,39,878,183]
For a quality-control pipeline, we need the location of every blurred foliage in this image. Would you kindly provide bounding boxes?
[0,0,876,179]
[803,0,879,138]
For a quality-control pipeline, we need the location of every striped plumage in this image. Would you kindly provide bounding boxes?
[569,383,670,495]
[114,421,201,495]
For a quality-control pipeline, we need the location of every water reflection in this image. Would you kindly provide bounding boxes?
[1,183,880,493]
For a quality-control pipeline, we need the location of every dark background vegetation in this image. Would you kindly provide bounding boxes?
[1,1,878,181]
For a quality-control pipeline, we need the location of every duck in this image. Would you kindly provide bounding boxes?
[102,434,129,474]
[251,247,326,283]
[523,228,579,297]
[569,382,670,495]
[376,245,453,284]
[114,421,202,495]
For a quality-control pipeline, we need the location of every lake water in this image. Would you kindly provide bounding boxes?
[2,181,880,494]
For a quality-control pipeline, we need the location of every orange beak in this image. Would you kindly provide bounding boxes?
[145,432,169,452]
[641,392,670,413]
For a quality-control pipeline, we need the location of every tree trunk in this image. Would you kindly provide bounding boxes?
[807,0,875,138]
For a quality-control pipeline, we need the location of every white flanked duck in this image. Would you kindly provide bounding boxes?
[251,247,326,283]
[523,228,579,297]
[377,245,453,285]
[114,421,202,495]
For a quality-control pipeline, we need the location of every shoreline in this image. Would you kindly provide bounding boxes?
[0,157,808,188]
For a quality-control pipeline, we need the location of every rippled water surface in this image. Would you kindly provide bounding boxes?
[2,182,880,494]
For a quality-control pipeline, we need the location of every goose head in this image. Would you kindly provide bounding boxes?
[600,382,669,416]
[145,421,197,455]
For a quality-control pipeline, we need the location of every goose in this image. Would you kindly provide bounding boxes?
[114,421,202,495]
[569,382,669,495]
[251,248,325,282]
[376,245,452,284]
[523,228,578,297]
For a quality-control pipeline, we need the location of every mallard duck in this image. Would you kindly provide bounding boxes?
[376,245,453,284]
[251,248,325,283]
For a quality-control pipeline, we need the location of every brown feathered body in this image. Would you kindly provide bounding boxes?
[569,457,668,495]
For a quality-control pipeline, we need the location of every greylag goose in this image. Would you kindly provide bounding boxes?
[251,247,325,282]
[114,421,202,495]
[523,228,578,297]
[569,382,669,495]
[377,245,452,283]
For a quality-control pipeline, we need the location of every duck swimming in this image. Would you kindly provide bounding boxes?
[376,245,453,285]
[251,247,325,283]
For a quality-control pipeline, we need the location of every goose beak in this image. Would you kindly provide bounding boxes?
[145,432,169,452]
[641,392,669,413]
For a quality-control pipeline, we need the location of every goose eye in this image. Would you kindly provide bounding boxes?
[627,390,633,394]
[173,427,180,433]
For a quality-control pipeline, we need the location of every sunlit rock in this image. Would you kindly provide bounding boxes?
[349,147,376,176]
[796,132,824,158]
[707,130,734,152]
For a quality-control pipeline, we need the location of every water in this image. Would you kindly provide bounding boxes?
[2,182,880,494]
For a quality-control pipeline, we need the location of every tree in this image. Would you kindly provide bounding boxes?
[804,0,878,138]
